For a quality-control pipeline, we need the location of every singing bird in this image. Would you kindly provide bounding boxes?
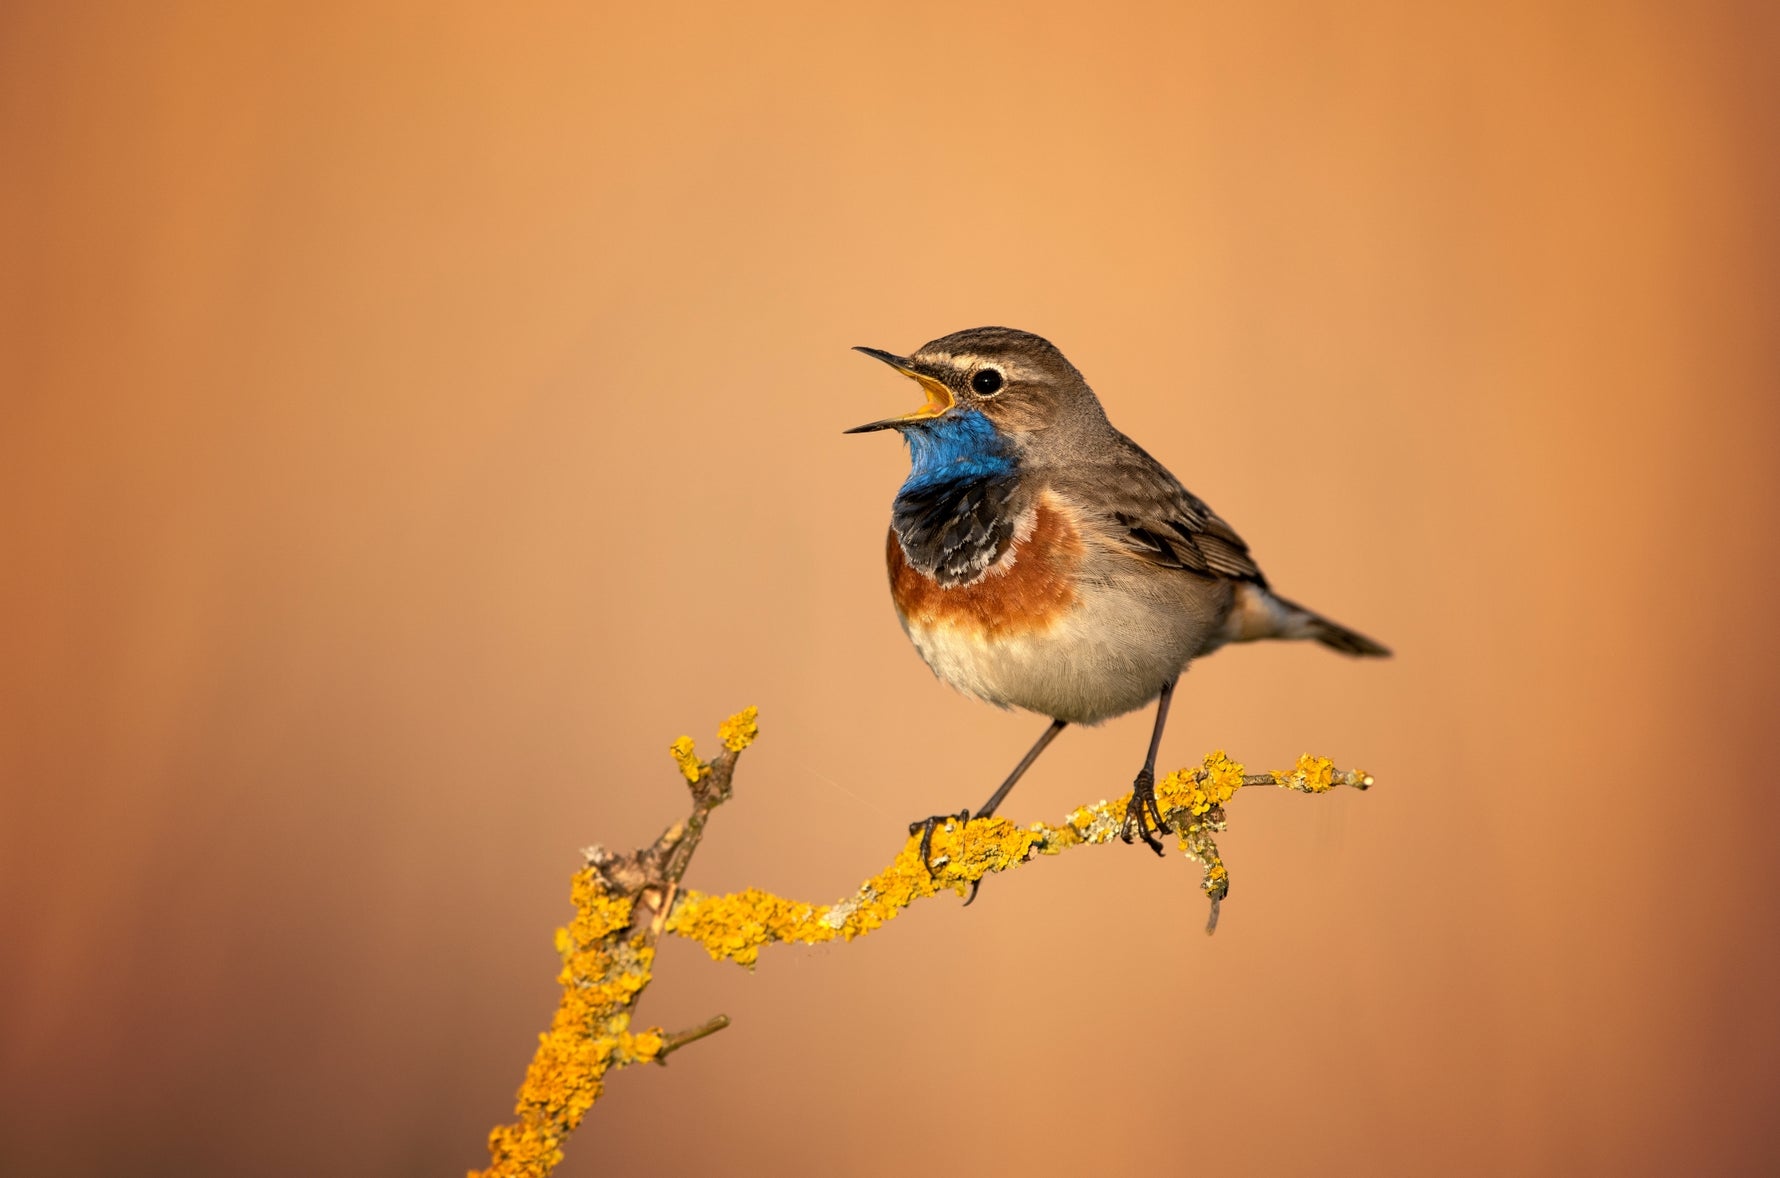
[847,327,1388,881]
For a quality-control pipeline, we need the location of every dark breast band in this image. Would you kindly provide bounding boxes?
[888,496,1084,638]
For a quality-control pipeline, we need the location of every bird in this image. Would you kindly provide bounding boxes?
[846,326,1388,894]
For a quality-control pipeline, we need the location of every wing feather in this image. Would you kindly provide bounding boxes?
[1053,433,1268,587]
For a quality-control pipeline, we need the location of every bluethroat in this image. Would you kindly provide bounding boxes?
[847,327,1389,898]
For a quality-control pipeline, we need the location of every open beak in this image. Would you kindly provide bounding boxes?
[844,347,956,434]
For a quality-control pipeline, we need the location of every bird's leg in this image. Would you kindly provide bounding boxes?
[954,719,1068,906]
[1119,678,1177,855]
[974,718,1068,821]
[909,719,1068,896]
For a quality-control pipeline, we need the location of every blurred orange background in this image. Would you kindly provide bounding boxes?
[4,3,1778,1175]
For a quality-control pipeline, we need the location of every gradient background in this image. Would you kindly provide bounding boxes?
[4,3,1778,1175]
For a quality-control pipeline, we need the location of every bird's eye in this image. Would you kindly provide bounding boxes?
[971,368,1004,396]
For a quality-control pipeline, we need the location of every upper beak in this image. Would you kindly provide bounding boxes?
[844,346,956,434]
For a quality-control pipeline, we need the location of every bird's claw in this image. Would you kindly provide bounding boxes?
[1119,768,1169,856]
[908,809,971,877]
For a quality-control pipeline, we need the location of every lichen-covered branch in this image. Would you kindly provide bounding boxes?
[471,708,758,1178]
[472,707,1372,1178]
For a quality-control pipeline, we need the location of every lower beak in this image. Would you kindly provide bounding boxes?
[845,347,955,433]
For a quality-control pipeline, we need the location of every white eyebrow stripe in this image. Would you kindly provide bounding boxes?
[913,352,1032,381]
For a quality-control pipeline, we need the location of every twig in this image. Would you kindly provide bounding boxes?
[657,1014,731,1061]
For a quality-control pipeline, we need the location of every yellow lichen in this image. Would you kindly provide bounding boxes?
[1151,750,1244,819]
[621,1029,665,1062]
[472,869,659,1178]
[663,752,1364,967]
[1202,750,1246,804]
[478,724,1372,1178]
[669,736,704,783]
[718,706,759,752]
[1278,753,1337,793]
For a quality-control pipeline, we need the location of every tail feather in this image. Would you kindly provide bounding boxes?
[1273,594,1392,657]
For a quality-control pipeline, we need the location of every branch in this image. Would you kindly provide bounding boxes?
[472,708,1372,1177]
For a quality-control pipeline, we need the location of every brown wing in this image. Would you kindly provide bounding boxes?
[1054,433,1268,587]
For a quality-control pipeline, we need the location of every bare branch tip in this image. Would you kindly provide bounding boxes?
[658,1013,732,1062]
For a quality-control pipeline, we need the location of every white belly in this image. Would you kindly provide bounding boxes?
[900,566,1226,725]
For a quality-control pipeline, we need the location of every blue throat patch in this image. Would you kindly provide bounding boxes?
[891,410,1022,586]
[898,408,1016,490]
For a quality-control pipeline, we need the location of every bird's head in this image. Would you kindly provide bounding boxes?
[844,327,1108,452]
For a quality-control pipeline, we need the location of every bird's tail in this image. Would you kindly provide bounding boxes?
[1271,593,1392,657]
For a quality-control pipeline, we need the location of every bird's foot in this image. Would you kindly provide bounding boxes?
[1119,767,1169,856]
[907,809,971,877]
